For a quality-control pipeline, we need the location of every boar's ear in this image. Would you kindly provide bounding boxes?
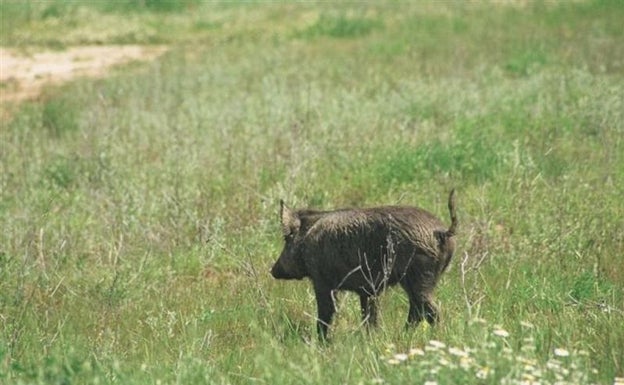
[280,199,300,236]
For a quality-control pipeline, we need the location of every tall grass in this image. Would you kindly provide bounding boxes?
[1,1,623,384]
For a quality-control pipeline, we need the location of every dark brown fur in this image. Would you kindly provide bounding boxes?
[271,190,458,339]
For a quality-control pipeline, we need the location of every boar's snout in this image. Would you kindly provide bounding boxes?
[271,249,306,280]
[270,261,286,279]
[270,259,305,280]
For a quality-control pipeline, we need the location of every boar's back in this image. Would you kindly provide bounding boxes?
[301,206,448,291]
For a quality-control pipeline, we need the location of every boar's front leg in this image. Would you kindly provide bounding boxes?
[359,294,378,327]
[314,286,336,340]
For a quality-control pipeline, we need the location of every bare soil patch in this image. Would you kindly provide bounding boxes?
[0,45,167,105]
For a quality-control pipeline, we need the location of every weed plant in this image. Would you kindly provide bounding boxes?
[1,1,623,384]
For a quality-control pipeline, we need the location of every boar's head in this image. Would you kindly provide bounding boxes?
[271,200,308,280]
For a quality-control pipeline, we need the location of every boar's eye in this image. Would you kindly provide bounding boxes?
[284,229,300,243]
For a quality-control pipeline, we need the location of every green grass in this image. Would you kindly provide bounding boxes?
[1,1,623,384]
[297,11,383,39]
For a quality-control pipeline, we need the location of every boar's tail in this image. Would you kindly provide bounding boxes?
[446,189,458,237]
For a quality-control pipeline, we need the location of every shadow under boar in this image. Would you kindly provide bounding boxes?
[271,190,458,339]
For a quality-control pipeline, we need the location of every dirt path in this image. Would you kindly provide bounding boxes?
[0,45,167,105]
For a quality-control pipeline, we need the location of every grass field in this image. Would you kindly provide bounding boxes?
[1,1,623,384]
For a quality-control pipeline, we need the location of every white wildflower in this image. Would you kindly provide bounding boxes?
[518,357,537,366]
[448,347,469,357]
[428,340,446,349]
[424,381,438,385]
[522,372,537,382]
[438,358,451,367]
[521,340,536,353]
[547,360,562,370]
[532,368,543,378]
[464,347,477,354]
[554,348,570,357]
[476,366,490,379]
[493,328,510,337]
[394,353,409,362]
[409,348,425,357]
[459,356,474,370]
[523,364,536,373]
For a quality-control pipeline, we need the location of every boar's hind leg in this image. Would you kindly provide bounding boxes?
[405,295,438,326]
[401,279,439,327]
[359,294,378,327]
[314,288,336,340]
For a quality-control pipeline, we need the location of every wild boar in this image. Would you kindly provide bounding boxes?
[271,189,458,339]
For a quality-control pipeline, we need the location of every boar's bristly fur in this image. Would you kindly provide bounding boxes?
[271,189,458,340]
